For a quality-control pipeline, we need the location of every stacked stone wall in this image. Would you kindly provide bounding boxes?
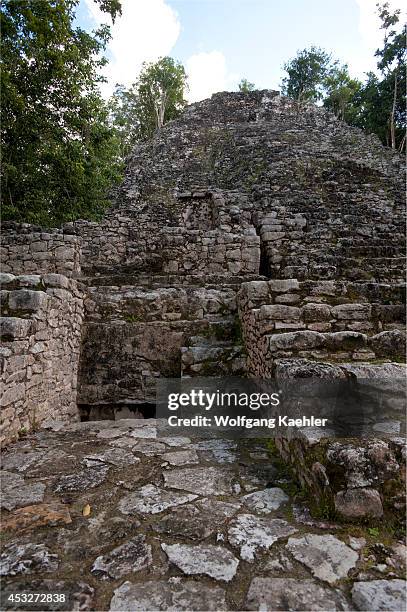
[1,223,81,276]
[238,279,405,377]
[0,273,83,446]
[0,91,405,525]
[78,285,241,406]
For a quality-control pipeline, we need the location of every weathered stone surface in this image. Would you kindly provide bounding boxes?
[1,451,43,472]
[242,488,289,514]
[228,514,297,562]
[0,543,59,576]
[351,579,406,611]
[268,330,324,351]
[275,359,348,379]
[370,330,406,357]
[159,436,192,447]
[153,499,240,540]
[332,304,371,320]
[327,440,399,488]
[160,450,199,465]
[83,447,140,467]
[128,426,157,439]
[53,466,109,493]
[246,577,350,611]
[91,535,152,579]
[114,439,167,454]
[0,503,71,533]
[191,439,237,463]
[9,289,48,312]
[286,534,359,584]
[109,579,227,611]
[118,484,198,515]
[164,466,233,495]
[334,488,383,519]
[161,543,239,582]
[1,471,46,510]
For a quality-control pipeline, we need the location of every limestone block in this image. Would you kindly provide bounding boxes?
[324,331,367,351]
[0,383,26,407]
[260,304,301,321]
[268,279,300,293]
[262,231,286,241]
[302,302,331,322]
[43,274,70,289]
[31,242,46,252]
[0,274,15,286]
[0,317,32,340]
[352,580,406,611]
[16,275,42,288]
[334,488,383,519]
[9,290,48,313]
[54,246,74,260]
[275,293,301,305]
[370,329,406,357]
[268,331,325,352]
[332,304,371,320]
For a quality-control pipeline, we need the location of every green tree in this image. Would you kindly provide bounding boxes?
[108,83,140,158]
[374,2,405,149]
[323,63,363,122]
[350,3,406,150]
[281,46,331,103]
[1,0,123,226]
[109,57,188,153]
[238,78,255,92]
[136,56,188,140]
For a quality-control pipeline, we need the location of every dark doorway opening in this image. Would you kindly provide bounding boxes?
[79,402,156,422]
[259,242,271,278]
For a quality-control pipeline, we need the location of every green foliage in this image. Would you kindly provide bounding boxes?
[367,527,380,537]
[323,64,363,122]
[137,57,188,136]
[1,0,123,226]
[281,5,406,152]
[351,2,406,150]
[109,57,188,154]
[238,78,255,92]
[108,83,140,158]
[281,46,331,103]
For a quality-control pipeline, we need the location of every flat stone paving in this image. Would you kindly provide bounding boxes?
[0,419,406,611]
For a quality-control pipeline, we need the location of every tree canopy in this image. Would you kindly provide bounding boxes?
[1,1,404,228]
[281,3,406,151]
[109,56,188,155]
[238,79,255,93]
[353,2,406,150]
[281,46,331,103]
[1,0,123,226]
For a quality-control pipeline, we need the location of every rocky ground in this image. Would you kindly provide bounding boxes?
[0,419,406,611]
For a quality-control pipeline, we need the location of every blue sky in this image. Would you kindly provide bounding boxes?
[79,0,405,100]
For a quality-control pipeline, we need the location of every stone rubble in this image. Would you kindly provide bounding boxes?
[0,91,406,610]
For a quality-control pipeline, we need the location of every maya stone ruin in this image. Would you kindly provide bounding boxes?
[1,91,406,611]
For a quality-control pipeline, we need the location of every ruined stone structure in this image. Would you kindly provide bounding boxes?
[1,91,406,611]
[1,91,406,519]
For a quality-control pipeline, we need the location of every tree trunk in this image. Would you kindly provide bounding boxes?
[389,70,397,149]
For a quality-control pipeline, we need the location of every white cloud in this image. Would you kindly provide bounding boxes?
[84,0,180,96]
[186,51,237,103]
[354,0,406,76]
